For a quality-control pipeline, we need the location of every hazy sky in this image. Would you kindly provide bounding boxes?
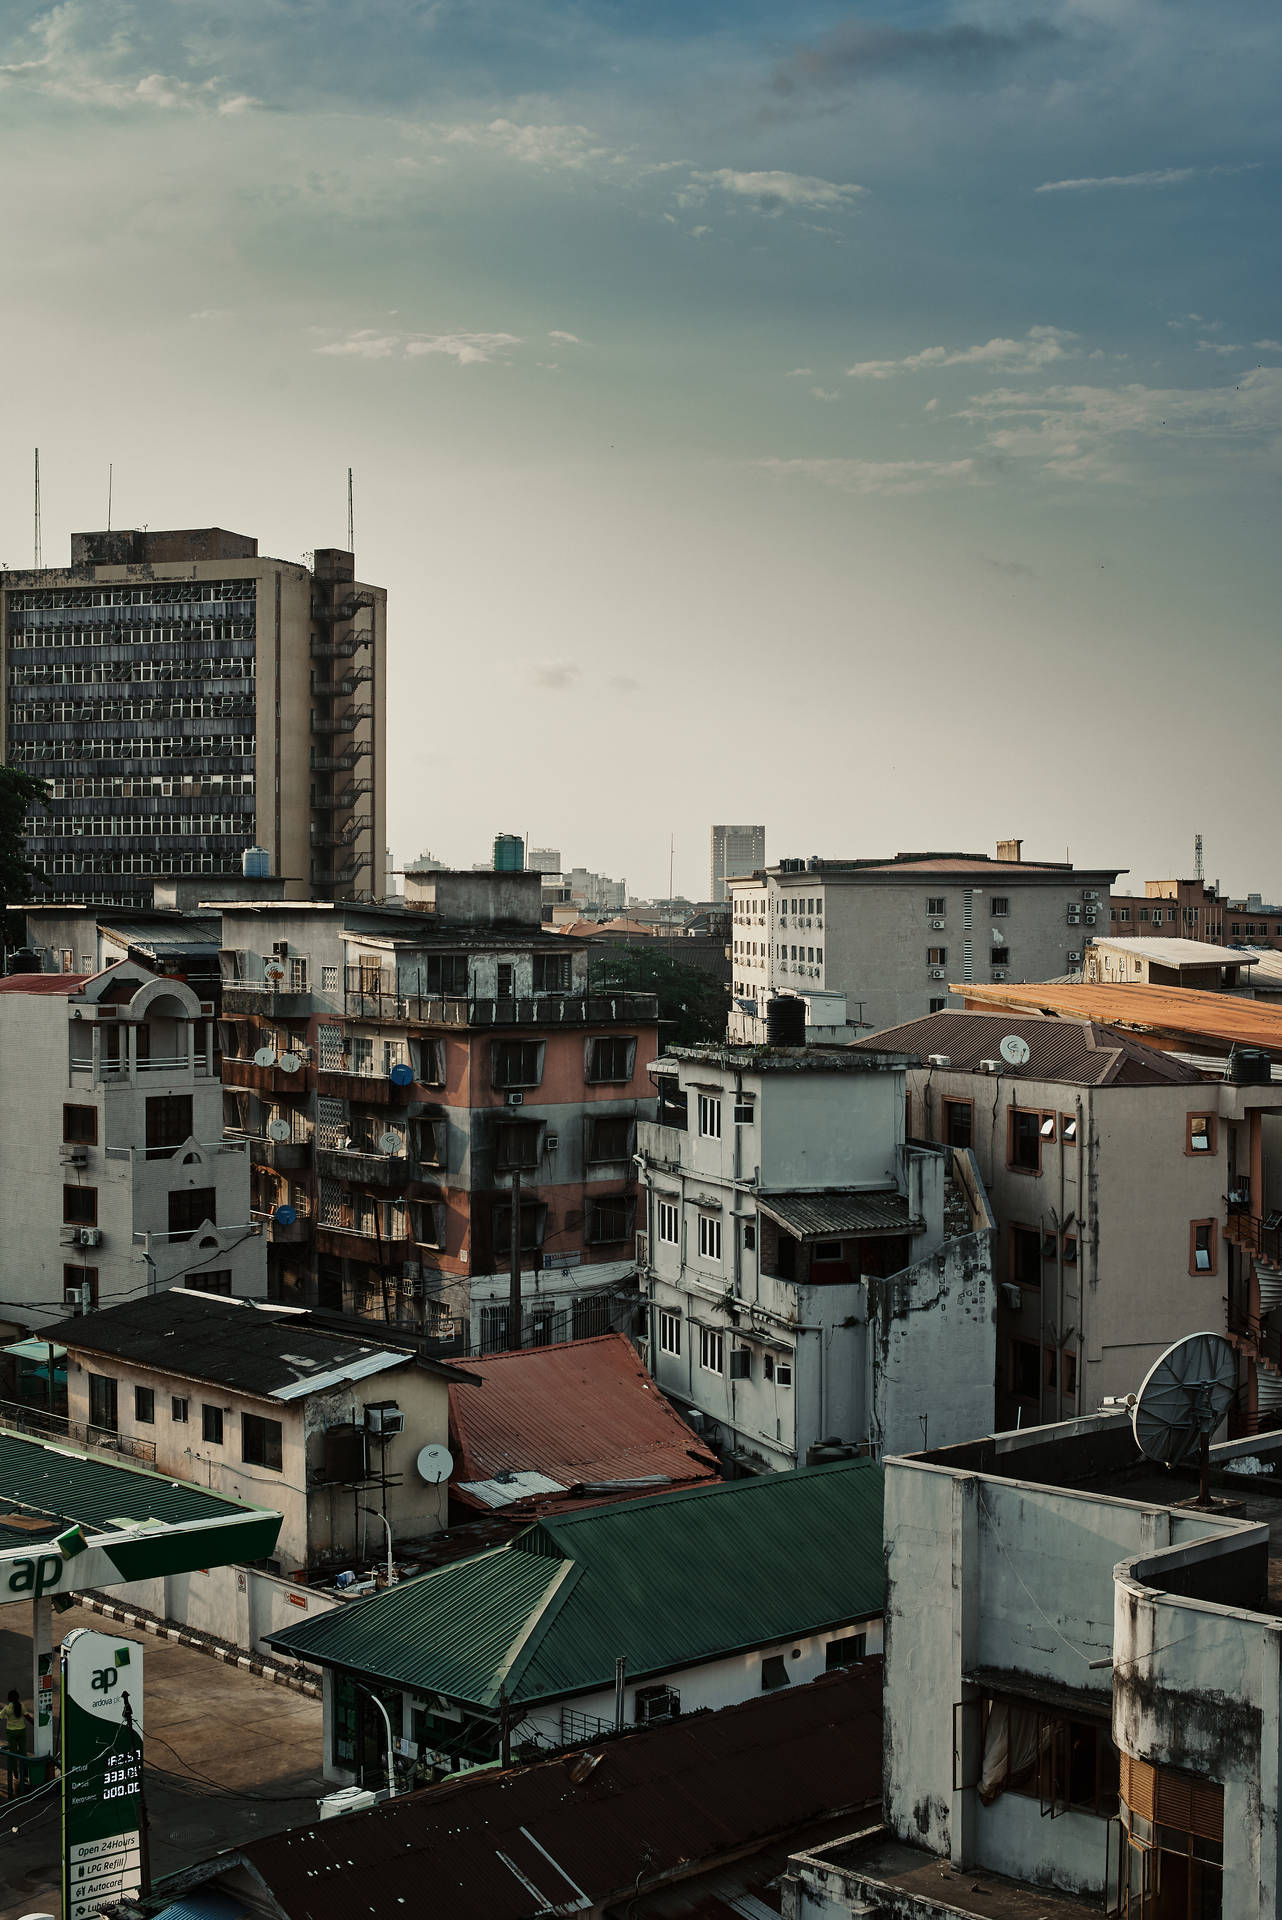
[2,1,1279,900]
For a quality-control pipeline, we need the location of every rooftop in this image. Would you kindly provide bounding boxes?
[168,1661,882,1920]
[792,1832,1097,1918]
[0,972,92,995]
[43,1291,474,1401]
[267,1458,885,1706]
[1090,936,1253,968]
[758,1190,921,1239]
[954,980,1282,1059]
[448,1333,719,1514]
[769,850,1122,881]
[850,1009,1204,1087]
[655,1042,912,1074]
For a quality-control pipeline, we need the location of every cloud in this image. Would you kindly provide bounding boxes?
[548,331,581,345]
[610,674,641,694]
[0,6,262,115]
[1255,340,1282,353]
[754,457,979,496]
[809,387,840,402]
[849,326,1077,379]
[773,19,1059,96]
[1197,339,1245,356]
[784,368,814,378]
[687,169,865,214]
[1035,164,1259,194]
[315,328,520,365]
[532,661,579,690]
[437,119,612,172]
[315,331,400,359]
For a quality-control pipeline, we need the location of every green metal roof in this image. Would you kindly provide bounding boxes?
[268,1459,884,1706]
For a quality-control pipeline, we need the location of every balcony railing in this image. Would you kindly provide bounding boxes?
[222,983,316,1017]
[1227,1297,1282,1371]
[1225,1206,1282,1267]
[105,1139,249,1162]
[70,1054,212,1082]
[342,988,659,1027]
[315,1145,413,1186]
[0,1398,157,1466]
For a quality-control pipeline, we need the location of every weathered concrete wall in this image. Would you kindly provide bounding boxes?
[98,1560,340,1658]
[868,1222,995,1458]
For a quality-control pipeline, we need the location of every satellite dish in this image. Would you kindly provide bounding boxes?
[274,1204,298,1227]
[416,1444,454,1484]
[1133,1331,1237,1504]
[999,1034,1031,1067]
[263,959,287,987]
[389,1062,414,1087]
[278,1051,302,1073]
[253,1046,278,1068]
[378,1130,403,1156]
[266,1118,291,1142]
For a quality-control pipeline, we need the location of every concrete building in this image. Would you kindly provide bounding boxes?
[728,841,1122,1035]
[636,1045,996,1468]
[1107,877,1282,951]
[526,846,560,875]
[0,960,263,1332]
[46,1289,472,1576]
[216,876,659,1351]
[1086,934,1255,991]
[852,1008,1282,1427]
[1,528,386,909]
[710,824,766,905]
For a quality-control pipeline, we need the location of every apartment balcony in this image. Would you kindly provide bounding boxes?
[637,1121,687,1170]
[314,1222,415,1261]
[311,664,373,699]
[71,1054,214,1085]
[253,1208,314,1246]
[342,986,660,1028]
[310,703,373,737]
[314,1066,410,1104]
[310,745,372,772]
[222,983,313,1017]
[312,780,373,812]
[224,1056,311,1097]
[1225,1205,1282,1267]
[315,1145,413,1188]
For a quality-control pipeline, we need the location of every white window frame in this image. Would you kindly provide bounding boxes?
[697,1214,722,1263]
[657,1198,679,1246]
[659,1310,681,1356]
[697,1094,722,1140]
[699,1326,724,1375]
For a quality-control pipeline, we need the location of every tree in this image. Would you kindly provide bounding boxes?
[0,766,50,914]
[588,942,729,1047]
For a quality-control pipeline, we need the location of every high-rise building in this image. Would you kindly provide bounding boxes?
[709,824,765,904]
[0,529,386,909]
[527,846,561,876]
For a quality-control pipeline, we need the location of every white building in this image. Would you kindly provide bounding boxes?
[710,824,766,905]
[636,1045,996,1468]
[728,840,1122,1035]
[0,961,263,1330]
[1086,934,1255,991]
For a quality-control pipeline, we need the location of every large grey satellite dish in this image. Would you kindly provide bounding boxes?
[266,1118,291,1142]
[999,1034,1031,1067]
[416,1444,454,1484]
[378,1130,403,1156]
[1132,1330,1237,1505]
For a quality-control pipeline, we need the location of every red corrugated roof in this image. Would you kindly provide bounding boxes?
[0,973,90,994]
[449,1333,719,1511]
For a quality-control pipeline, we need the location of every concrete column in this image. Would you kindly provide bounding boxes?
[204,1021,214,1078]
[1256,1626,1282,1918]
[31,1597,54,1759]
[126,1023,137,1085]
[949,1473,982,1869]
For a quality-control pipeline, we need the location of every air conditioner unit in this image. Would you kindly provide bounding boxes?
[545,1132,559,1152]
[1081,889,1099,902]
[1068,951,1083,965]
[992,970,1008,981]
[78,1227,103,1248]
[64,1287,89,1311]
[634,1684,680,1725]
[1083,911,1097,925]
[978,1058,1001,1073]
[930,969,945,980]
[505,1091,524,1107]
[59,1226,78,1246]
[931,919,945,929]
[1000,1283,1022,1310]
[926,1053,951,1067]
[272,941,290,956]
[60,1145,88,1166]
[365,1403,405,1436]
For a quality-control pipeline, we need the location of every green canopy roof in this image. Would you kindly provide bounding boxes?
[269,1458,884,1706]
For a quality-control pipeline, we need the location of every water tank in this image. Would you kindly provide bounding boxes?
[767,996,807,1046]
[322,1423,370,1482]
[493,833,524,873]
[1226,1046,1273,1085]
[242,845,272,879]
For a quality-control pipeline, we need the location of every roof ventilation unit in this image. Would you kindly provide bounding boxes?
[926,1053,951,1067]
[978,1058,1001,1074]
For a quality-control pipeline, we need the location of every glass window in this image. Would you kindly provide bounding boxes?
[492,1040,543,1090]
[697,1214,722,1262]
[697,1095,722,1139]
[944,1100,973,1148]
[146,1094,193,1155]
[588,1116,633,1162]
[63,1105,97,1144]
[89,1374,118,1433]
[242,1412,283,1470]
[1009,1110,1042,1172]
[760,1654,789,1691]
[168,1188,216,1240]
[1188,1114,1215,1154]
[133,1386,155,1425]
[171,1396,189,1423]
[586,1036,636,1084]
[202,1404,224,1445]
[1010,1225,1042,1288]
[990,896,1010,917]
[657,1199,679,1245]
[63,1185,98,1226]
[699,1326,724,1373]
[826,1633,867,1669]
[659,1310,681,1355]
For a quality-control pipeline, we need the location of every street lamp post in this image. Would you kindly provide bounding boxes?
[355,1682,397,1798]
[361,1505,394,1587]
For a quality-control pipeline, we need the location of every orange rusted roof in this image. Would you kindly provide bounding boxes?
[953,980,1282,1057]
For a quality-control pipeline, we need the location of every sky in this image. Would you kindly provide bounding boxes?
[1,0,1279,901]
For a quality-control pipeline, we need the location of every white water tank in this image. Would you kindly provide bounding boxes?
[242,845,272,878]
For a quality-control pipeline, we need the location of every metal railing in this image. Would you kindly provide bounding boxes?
[1227,1298,1282,1371]
[105,1139,247,1162]
[343,986,658,1027]
[1225,1206,1282,1267]
[0,1398,157,1465]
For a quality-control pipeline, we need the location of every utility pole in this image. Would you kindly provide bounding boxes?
[347,467,355,551]
[33,448,41,568]
[508,1166,522,1350]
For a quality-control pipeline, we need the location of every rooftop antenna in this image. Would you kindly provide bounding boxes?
[668,834,674,905]
[107,462,113,533]
[1132,1330,1236,1508]
[33,447,41,568]
[1194,831,1204,883]
[347,467,354,551]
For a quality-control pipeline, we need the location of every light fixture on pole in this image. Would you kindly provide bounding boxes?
[361,1506,394,1587]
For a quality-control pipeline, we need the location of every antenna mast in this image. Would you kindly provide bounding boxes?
[347,468,354,551]
[1194,831,1204,882]
[33,448,41,568]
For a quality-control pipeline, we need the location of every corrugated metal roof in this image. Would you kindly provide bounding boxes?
[448,1334,719,1511]
[954,982,1282,1059]
[756,1190,917,1239]
[0,1429,269,1547]
[215,1661,883,1920]
[268,1460,884,1707]
[0,973,90,994]
[1091,937,1251,968]
[852,1009,1203,1087]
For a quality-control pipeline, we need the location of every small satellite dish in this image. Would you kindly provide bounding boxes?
[274,1204,298,1227]
[263,959,287,987]
[378,1130,402,1156]
[253,1046,278,1068]
[416,1444,454,1484]
[266,1118,291,1142]
[278,1051,302,1073]
[1133,1330,1237,1504]
[999,1034,1031,1067]
[389,1062,415,1087]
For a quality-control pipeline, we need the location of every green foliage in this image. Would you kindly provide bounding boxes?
[0,766,49,913]
[588,942,729,1046]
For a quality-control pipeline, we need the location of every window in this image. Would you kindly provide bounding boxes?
[1010,1338,1041,1400]
[927,897,946,915]
[1190,1220,1217,1275]
[813,1241,842,1263]
[133,1385,155,1425]
[62,1265,98,1312]
[826,1633,867,1669]
[89,1374,118,1433]
[480,1304,510,1354]
[760,1654,789,1691]
[586,1036,636,1084]
[1008,1109,1043,1172]
[659,1310,681,1356]
[495,962,515,999]
[1039,1113,1056,1141]
[657,1198,679,1245]
[977,1695,1118,1819]
[491,1201,546,1253]
[1138,906,1150,921]
[168,1188,216,1240]
[146,1094,193,1155]
[990,896,1010,917]
[63,1105,97,1145]
[697,1094,722,1139]
[322,965,338,993]
[202,1405,225,1445]
[743,1221,756,1251]
[496,1120,541,1171]
[776,1358,793,1387]
[991,947,1010,967]
[533,952,572,992]
[733,1099,755,1125]
[1152,909,1164,925]
[171,1396,189,1424]
[63,1185,97,1226]
[492,1040,543,1090]
[242,1412,284,1471]
[927,946,948,966]
[1062,1235,1078,1266]
[588,1195,634,1243]
[1010,1225,1042,1289]
[697,1214,722,1262]
[929,997,946,1013]
[1119,907,1130,922]
[1187,1113,1217,1155]
[588,1115,633,1162]
[288,957,309,993]
[699,1326,724,1373]
[188,1270,232,1296]
[1061,1114,1078,1142]
[943,1100,973,1149]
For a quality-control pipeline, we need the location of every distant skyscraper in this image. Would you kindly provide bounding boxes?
[493,832,525,872]
[710,824,765,903]
[527,846,561,875]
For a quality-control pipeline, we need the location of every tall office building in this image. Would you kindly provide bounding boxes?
[0,528,386,908]
[709,824,765,904]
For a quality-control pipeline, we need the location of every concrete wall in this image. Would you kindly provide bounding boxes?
[403,870,544,927]
[869,1222,995,1458]
[100,1559,341,1659]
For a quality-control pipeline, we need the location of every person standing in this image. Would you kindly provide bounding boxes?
[3,1689,32,1799]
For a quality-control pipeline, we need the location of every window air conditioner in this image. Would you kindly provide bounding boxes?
[365,1403,405,1436]
[1068,951,1083,965]
[930,969,945,979]
[59,1145,88,1166]
[1081,890,1099,902]
[506,1092,524,1107]
[78,1227,103,1248]
[635,1684,680,1725]
[931,919,945,929]
[64,1288,88,1310]
[992,970,1008,981]
[545,1133,559,1151]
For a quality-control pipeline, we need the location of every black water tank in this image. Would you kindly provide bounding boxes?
[322,1424,369,1483]
[767,996,807,1046]
[1227,1047,1273,1085]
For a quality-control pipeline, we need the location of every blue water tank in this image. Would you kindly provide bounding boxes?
[242,845,272,879]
